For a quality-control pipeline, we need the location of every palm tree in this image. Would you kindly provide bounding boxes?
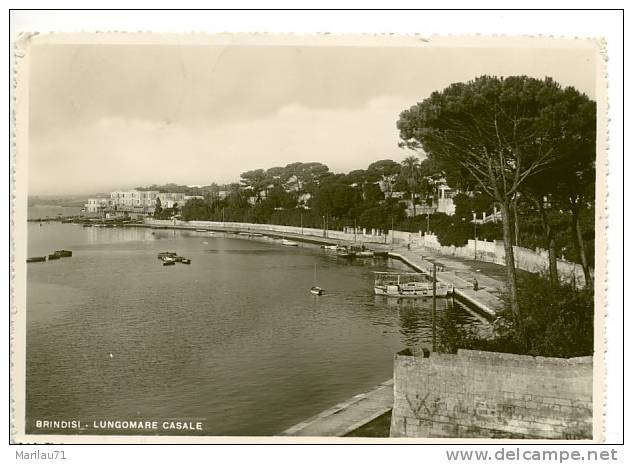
[401,156,421,217]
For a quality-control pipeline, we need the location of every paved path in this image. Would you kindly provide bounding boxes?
[389,247,505,316]
[279,380,394,437]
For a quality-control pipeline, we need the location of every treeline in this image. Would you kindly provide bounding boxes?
[398,75,596,315]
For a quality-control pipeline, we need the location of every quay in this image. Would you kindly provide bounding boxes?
[279,380,393,437]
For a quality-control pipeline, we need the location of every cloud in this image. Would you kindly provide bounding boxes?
[29,96,417,195]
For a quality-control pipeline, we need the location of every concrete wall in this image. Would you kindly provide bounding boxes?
[417,233,588,288]
[391,349,593,439]
[145,219,587,286]
[145,219,392,244]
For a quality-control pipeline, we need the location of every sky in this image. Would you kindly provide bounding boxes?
[28,41,598,195]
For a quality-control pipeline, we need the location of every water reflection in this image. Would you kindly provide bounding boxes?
[26,222,492,435]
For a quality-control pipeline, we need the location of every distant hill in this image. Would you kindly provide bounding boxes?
[28,195,93,207]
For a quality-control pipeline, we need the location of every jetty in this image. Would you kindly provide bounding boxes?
[388,251,503,317]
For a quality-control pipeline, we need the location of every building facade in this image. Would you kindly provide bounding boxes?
[86,190,194,216]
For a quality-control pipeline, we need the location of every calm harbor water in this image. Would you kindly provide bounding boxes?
[26,221,490,436]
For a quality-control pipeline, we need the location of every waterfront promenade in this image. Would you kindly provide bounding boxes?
[143,219,506,317]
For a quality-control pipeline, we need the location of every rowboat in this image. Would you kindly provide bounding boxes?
[280,239,299,246]
[374,272,452,298]
[157,251,177,260]
[26,256,46,263]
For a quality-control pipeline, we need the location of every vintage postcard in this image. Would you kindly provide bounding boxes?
[11,33,607,443]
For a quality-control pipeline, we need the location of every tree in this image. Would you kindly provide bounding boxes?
[398,75,595,315]
[366,159,401,199]
[154,197,162,217]
[401,155,421,217]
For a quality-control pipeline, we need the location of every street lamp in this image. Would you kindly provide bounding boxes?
[472,210,478,260]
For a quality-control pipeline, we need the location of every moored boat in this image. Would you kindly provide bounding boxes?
[162,259,176,266]
[157,251,177,259]
[47,253,61,260]
[374,272,452,298]
[26,256,46,263]
[181,258,191,264]
[54,250,72,258]
[280,239,299,246]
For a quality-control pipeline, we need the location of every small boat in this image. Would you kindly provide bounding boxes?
[181,258,191,264]
[162,259,176,266]
[249,233,263,237]
[280,239,299,247]
[238,232,250,236]
[336,245,353,258]
[47,254,61,260]
[195,229,208,232]
[310,264,324,295]
[350,245,373,258]
[53,250,72,258]
[310,286,324,295]
[157,252,177,259]
[374,272,452,298]
[26,256,46,263]
[322,244,338,251]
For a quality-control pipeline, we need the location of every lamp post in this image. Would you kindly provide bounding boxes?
[472,210,478,260]
[354,218,357,242]
[391,216,394,246]
[426,212,430,234]
[300,212,303,235]
[322,215,326,238]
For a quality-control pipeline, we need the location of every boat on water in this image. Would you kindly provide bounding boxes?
[335,245,353,258]
[162,258,176,266]
[374,272,452,298]
[195,229,208,232]
[53,250,72,258]
[181,258,191,264]
[157,252,178,259]
[310,286,324,295]
[350,245,374,258]
[310,264,324,295]
[26,256,46,263]
[322,244,338,251]
[280,239,299,246]
[47,253,61,260]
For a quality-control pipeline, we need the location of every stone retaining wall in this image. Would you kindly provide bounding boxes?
[391,349,593,439]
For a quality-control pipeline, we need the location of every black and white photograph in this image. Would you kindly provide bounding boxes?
[11,30,609,444]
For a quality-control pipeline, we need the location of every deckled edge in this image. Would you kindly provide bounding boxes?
[9,31,610,444]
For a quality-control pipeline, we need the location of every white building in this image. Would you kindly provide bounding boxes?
[436,183,456,215]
